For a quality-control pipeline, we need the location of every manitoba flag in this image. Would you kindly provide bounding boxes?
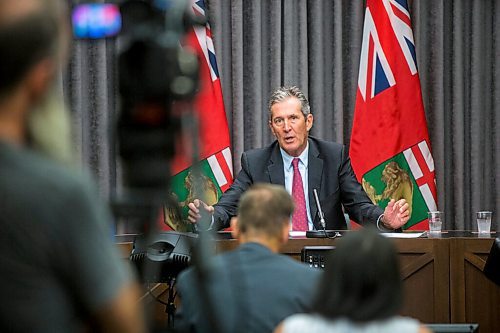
[350,0,437,230]
[160,0,233,231]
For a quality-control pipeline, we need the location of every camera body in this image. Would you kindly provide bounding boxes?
[72,1,200,196]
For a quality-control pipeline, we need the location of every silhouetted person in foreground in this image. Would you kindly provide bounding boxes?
[0,0,144,331]
[274,227,431,333]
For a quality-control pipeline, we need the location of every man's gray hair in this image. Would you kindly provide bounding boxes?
[268,86,311,119]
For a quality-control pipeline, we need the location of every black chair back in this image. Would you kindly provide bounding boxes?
[483,238,500,287]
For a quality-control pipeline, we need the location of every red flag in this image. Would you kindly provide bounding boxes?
[160,0,233,231]
[350,0,437,230]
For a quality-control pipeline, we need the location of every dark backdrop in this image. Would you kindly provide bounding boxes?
[65,0,499,231]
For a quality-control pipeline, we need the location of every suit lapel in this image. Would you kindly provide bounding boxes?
[268,143,285,185]
[308,139,324,228]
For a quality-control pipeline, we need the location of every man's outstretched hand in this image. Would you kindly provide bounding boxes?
[382,199,410,229]
[187,199,215,225]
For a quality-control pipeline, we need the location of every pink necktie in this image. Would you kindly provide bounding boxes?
[292,158,308,231]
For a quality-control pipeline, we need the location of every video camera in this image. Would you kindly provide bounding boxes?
[72,0,201,199]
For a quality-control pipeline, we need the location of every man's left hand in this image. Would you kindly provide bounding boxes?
[382,199,410,229]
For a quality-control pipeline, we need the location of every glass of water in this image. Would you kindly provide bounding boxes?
[476,211,492,234]
[428,211,443,233]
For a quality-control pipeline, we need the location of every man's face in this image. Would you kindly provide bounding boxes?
[28,82,74,165]
[269,97,313,157]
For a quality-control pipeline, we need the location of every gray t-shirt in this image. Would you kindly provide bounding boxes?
[0,142,131,332]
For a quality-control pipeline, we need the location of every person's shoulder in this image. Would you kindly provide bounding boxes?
[176,266,195,290]
[281,313,313,324]
[242,141,279,159]
[280,313,324,332]
[0,144,92,199]
[177,254,226,289]
[378,316,422,332]
[309,137,344,152]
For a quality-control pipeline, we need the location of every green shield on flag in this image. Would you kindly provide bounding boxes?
[163,159,223,231]
[361,153,429,229]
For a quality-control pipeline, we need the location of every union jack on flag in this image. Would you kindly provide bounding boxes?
[350,0,437,230]
[358,0,418,101]
[191,0,220,81]
[357,6,395,101]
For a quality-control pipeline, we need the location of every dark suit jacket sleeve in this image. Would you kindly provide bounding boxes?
[337,145,384,225]
[212,152,254,230]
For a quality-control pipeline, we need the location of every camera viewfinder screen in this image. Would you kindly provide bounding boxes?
[72,4,122,39]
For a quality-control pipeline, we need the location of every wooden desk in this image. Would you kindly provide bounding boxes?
[450,235,500,333]
[119,231,500,332]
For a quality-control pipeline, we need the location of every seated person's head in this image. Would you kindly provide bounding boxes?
[231,183,294,245]
[312,227,402,322]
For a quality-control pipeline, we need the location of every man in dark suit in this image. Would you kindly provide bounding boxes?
[176,184,322,333]
[188,86,410,231]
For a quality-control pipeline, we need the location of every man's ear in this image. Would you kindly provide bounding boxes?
[269,120,276,137]
[280,220,290,244]
[230,217,240,239]
[306,114,314,132]
[25,58,56,104]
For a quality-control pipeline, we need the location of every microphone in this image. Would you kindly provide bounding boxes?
[305,189,341,239]
[313,189,326,230]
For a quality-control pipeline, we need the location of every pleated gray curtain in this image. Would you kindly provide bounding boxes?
[66,40,118,200]
[208,0,499,230]
[67,0,499,231]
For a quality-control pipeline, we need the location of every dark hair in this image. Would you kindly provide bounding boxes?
[311,227,403,322]
[0,0,62,99]
[237,183,294,238]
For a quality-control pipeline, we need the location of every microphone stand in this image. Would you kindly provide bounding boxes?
[305,189,342,239]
